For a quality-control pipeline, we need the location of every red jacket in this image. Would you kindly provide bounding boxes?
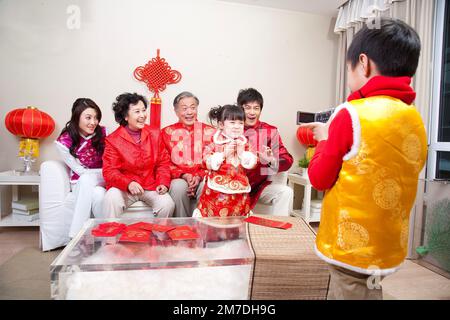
[102,125,171,191]
[244,121,293,207]
[161,121,215,179]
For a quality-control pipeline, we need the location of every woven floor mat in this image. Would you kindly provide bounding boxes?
[247,215,329,300]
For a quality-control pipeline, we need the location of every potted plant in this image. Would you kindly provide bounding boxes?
[298,154,309,177]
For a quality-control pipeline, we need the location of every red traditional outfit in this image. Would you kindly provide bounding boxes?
[195,131,258,217]
[244,121,294,208]
[102,125,171,191]
[161,121,216,179]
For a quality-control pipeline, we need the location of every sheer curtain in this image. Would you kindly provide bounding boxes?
[333,0,436,258]
[334,0,435,119]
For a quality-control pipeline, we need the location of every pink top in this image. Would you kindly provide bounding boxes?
[56,126,106,182]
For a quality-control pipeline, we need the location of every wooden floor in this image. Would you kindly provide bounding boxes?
[1,226,449,300]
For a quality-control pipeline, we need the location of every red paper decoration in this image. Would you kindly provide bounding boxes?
[5,106,55,138]
[296,126,318,147]
[134,49,182,128]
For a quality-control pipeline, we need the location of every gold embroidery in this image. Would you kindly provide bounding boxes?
[219,208,229,217]
[402,134,422,172]
[373,179,401,210]
[337,222,369,251]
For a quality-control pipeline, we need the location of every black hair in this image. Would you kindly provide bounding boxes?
[237,88,264,109]
[208,104,245,126]
[112,92,148,126]
[346,17,421,77]
[59,98,104,158]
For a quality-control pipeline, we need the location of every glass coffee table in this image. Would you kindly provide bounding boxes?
[50,216,254,300]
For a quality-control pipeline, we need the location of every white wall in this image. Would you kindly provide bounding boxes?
[0,0,338,172]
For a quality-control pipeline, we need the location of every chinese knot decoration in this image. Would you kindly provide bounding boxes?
[134,49,182,128]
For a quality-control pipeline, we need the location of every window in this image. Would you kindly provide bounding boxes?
[429,0,450,180]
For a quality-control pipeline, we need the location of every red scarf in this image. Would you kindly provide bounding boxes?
[347,76,416,105]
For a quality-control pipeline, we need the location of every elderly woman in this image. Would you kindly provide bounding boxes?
[102,92,175,217]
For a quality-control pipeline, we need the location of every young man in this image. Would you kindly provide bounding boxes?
[161,91,215,217]
[237,88,294,215]
[301,18,427,299]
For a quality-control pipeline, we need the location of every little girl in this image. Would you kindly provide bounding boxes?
[193,104,258,217]
[55,98,107,237]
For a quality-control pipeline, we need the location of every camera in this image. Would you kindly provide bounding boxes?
[297,108,335,124]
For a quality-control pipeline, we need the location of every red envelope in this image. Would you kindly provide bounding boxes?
[91,222,127,237]
[244,216,292,229]
[127,222,154,231]
[151,224,176,241]
[119,228,151,243]
[168,226,199,241]
[152,224,176,233]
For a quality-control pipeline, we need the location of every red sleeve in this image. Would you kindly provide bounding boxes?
[161,128,182,179]
[102,138,132,191]
[155,138,172,188]
[308,109,354,191]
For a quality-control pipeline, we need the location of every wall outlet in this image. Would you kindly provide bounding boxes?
[32,185,39,193]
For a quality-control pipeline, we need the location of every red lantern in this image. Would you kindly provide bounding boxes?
[296,126,318,147]
[5,106,55,172]
[5,106,55,138]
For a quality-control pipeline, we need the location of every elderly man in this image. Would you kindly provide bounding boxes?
[161,91,215,217]
[237,88,294,216]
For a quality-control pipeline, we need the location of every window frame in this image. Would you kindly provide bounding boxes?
[428,0,450,179]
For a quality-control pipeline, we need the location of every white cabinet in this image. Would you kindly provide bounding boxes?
[0,170,40,227]
[288,173,322,223]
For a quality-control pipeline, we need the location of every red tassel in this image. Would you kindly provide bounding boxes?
[150,97,162,128]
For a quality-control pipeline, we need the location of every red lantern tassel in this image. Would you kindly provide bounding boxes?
[150,97,161,129]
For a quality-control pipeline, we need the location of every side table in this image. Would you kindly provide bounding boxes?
[288,172,321,223]
[0,170,40,227]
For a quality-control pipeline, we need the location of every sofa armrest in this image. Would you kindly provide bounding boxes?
[40,160,71,206]
[268,171,288,185]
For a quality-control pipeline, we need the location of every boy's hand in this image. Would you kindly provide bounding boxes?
[298,122,329,142]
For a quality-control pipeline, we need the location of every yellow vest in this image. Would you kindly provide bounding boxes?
[315,96,427,275]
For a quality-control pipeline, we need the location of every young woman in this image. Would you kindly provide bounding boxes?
[55,98,107,237]
[193,104,258,217]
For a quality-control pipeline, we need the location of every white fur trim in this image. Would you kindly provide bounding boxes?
[314,244,400,276]
[213,131,230,144]
[240,151,257,169]
[331,102,361,161]
[207,152,224,171]
[213,130,247,145]
[192,208,202,218]
[207,178,251,194]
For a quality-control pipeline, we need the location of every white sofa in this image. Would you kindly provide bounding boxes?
[39,160,289,251]
[39,160,153,251]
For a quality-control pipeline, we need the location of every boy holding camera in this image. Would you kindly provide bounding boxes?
[300,18,427,299]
